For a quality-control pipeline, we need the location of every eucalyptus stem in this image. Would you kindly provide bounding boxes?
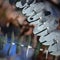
[3,34,7,47]
[26,35,32,57]
[28,35,31,46]
[16,36,22,54]
[33,41,42,60]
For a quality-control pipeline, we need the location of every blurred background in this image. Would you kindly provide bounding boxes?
[0,0,60,60]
